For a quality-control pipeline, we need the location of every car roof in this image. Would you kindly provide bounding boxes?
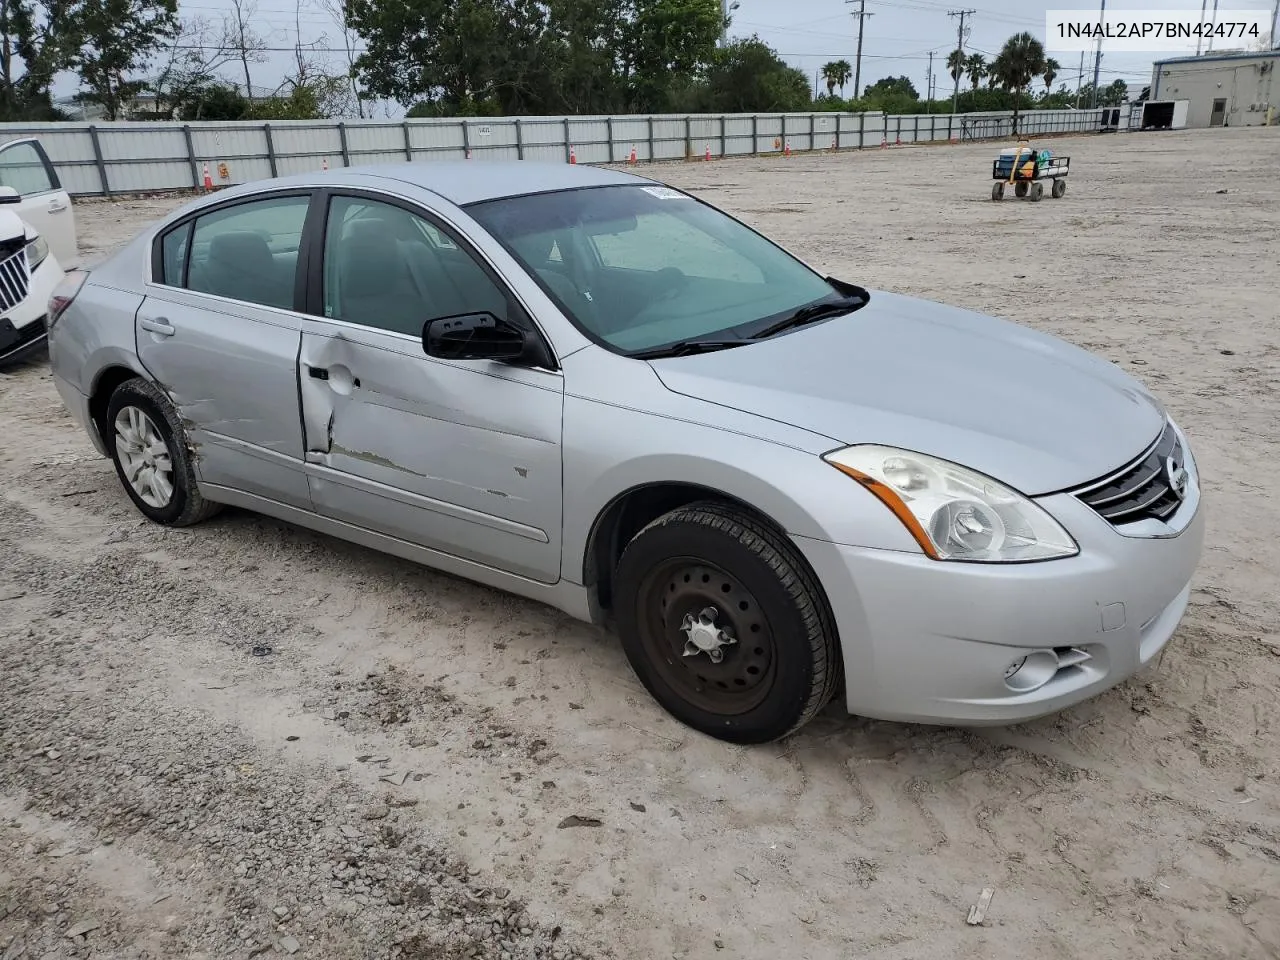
[215,161,655,208]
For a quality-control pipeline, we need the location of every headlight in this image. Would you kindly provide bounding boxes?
[25,234,49,269]
[822,445,1079,562]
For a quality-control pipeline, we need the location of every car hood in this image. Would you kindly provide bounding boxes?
[648,290,1165,495]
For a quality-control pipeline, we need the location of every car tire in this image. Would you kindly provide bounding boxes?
[613,501,840,744]
[105,377,221,527]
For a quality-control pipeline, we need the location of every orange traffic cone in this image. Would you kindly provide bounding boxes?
[831,136,837,151]
[704,144,711,161]
[784,139,791,157]
[629,145,637,164]
[322,157,329,171]
[880,136,888,148]
[895,135,902,146]
[202,162,213,191]
[569,146,576,164]
[466,148,472,160]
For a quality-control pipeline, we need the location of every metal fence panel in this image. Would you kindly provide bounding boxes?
[0,108,1105,196]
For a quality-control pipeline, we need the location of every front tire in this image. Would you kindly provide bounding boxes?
[105,377,220,527]
[613,502,839,744]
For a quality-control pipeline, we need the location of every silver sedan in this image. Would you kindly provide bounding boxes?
[45,161,1204,744]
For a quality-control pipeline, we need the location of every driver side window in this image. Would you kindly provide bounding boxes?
[322,196,511,337]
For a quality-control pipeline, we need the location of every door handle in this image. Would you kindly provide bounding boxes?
[308,366,329,380]
[47,199,69,213]
[139,316,175,336]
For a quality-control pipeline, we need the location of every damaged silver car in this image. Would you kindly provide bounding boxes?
[46,161,1203,744]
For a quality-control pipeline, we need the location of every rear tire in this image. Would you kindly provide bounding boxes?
[105,377,221,527]
[1029,181,1044,202]
[991,182,1005,201]
[1052,178,1067,199]
[613,501,839,744]
[1014,182,1028,198]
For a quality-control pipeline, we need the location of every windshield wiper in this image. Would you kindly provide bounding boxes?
[630,339,747,360]
[750,294,867,340]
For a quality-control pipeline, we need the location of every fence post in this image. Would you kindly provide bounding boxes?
[338,121,351,166]
[606,116,614,162]
[719,115,726,157]
[781,114,786,152]
[181,124,199,189]
[403,121,413,160]
[646,115,654,161]
[515,118,524,160]
[684,115,691,159]
[461,120,471,159]
[751,114,758,155]
[263,123,278,177]
[87,125,110,197]
[858,112,864,149]
[809,113,815,152]
[914,114,919,142]
[563,117,572,162]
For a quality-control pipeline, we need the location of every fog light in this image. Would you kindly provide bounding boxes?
[1003,650,1059,693]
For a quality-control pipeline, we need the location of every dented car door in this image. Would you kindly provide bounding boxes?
[297,191,564,584]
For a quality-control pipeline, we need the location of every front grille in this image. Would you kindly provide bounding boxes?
[0,248,31,315]
[1069,420,1187,526]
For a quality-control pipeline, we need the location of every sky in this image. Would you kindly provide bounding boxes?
[48,0,1279,113]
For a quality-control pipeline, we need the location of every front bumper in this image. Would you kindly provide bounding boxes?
[795,453,1205,726]
[0,314,48,366]
[0,253,63,367]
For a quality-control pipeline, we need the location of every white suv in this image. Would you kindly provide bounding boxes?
[0,137,78,367]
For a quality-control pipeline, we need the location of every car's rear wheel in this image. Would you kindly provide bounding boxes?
[613,501,839,744]
[105,377,220,527]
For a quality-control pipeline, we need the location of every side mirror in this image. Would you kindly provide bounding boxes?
[0,186,21,205]
[423,311,528,362]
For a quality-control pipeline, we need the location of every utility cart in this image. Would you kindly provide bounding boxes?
[990,142,1069,201]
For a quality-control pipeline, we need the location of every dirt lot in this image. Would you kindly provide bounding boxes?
[3,125,1279,960]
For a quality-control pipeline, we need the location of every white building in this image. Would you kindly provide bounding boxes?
[1150,51,1279,128]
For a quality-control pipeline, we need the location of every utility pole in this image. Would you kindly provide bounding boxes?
[1207,0,1219,53]
[1075,50,1085,107]
[926,51,933,112]
[947,9,976,114]
[846,0,874,100]
[1196,0,1207,55]
[1090,0,1105,108]
[1271,0,1278,48]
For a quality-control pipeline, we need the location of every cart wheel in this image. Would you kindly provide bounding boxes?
[1014,182,1028,198]
[1052,179,1067,199]
[991,182,1005,201]
[1029,182,1044,202]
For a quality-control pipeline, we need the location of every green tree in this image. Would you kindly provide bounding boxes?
[965,52,986,90]
[69,0,179,119]
[821,58,851,96]
[1042,56,1059,94]
[698,36,809,112]
[864,75,917,99]
[622,0,720,112]
[0,0,77,120]
[946,47,965,90]
[990,31,1045,134]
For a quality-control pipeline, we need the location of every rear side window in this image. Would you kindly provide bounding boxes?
[155,194,310,311]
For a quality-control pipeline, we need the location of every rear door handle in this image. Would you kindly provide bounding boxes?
[140,316,175,336]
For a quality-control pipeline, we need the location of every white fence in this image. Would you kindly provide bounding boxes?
[0,108,1105,197]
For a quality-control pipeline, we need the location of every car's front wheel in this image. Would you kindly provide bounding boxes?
[105,377,220,527]
[614,502,840,744]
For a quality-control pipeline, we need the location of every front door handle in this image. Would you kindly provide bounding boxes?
[48,199,69,213]
[139,316,174,337]
[308,366,329,380]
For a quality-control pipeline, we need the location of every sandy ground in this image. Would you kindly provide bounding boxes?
[3,125,1280,960]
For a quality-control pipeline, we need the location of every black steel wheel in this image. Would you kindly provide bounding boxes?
[613,501,839,744]
[1029,181,1044,202]
[1052,178,1067,199]
[991,182,1005,201]
[1014,181,1028,198]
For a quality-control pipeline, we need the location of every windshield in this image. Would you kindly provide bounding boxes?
[465,184,840,354]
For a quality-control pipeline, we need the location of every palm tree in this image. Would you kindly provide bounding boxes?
[946,47,965,90]
[1043,57,1060,94]
[991,32,1046,135]
[820,59,852,97]
[965,53,986,90]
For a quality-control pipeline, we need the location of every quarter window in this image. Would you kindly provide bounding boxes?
[321,196,510,337]
[162,194,310,310]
